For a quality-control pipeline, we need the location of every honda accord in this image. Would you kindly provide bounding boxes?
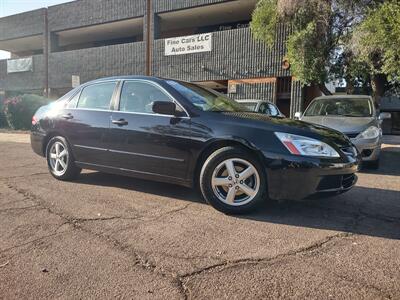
[31,76,360,214]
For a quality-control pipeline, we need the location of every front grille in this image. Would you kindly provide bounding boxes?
[362,149,373,158]
[317,175,342,190]
[317,174,357,191]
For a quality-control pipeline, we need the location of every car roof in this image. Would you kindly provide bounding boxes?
[314,95,373,101]
[82,76,206,90]
[236,99,274,104]
[86,75,164,84]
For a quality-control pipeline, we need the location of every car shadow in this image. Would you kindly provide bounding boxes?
[359,147,400,176]
[242,186,400,240]
[75,172,400,241]
[76,171,202,203]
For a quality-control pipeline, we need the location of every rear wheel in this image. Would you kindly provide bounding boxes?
[46,136,81,181]
[200,146,267,214]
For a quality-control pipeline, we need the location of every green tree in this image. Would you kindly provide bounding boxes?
[352,1,400,101]
[251,0,381,95]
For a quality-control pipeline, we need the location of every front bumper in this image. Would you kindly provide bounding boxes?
[350,137,381,162]
[263,152,360,201]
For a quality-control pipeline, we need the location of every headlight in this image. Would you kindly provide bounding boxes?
[274,132,340,158]
[356,126,380,139]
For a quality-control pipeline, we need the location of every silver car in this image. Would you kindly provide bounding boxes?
[295,95,391,168]
[236,99,285,118]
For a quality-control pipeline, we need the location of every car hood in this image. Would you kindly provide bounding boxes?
[220,112,352,147]
[301,116,375,133]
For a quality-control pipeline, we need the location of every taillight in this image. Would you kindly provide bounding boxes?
[32,116,38,126]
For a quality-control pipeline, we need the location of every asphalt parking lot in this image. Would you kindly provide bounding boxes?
[0,133,399,299]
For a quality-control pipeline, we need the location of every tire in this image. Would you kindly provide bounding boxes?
[46,136,81,181]
[200,146,267,214]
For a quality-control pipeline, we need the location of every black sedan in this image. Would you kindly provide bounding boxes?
[31,76,360,214]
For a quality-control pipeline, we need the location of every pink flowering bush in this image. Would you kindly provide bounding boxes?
[3,94,51,130]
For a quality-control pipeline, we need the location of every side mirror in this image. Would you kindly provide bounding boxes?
[152,101,177,116]
[294,112,302,120]
[379,112,391,120]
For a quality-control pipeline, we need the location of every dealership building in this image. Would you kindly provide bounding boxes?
[0,0,309,117]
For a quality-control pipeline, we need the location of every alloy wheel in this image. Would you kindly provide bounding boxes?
[49,141,69,176]
[211,158,260,206]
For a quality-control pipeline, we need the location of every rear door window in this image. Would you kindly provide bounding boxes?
[77,82,116,110]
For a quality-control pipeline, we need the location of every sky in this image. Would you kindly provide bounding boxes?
[0,0,73,59]
[0,0,73,17]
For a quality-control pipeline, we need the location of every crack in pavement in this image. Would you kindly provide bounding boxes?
[185,231,353,276]
[328,270,394,299]
[0,205,42,213]
[176,232,354,299]
[68,203,195,240]
[3,180,396,300]
[3,181,193,225]
[3,181,193,299]
[1,199,36,206]
[66,203,193,228]
[0,222,71,254]
[0,162,42,170]
[0,261,10,268]
[166,198,397,294]
[2,183,136,224]
[0,172,49,180]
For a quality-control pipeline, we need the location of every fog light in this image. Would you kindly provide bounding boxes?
[362,149,373,157]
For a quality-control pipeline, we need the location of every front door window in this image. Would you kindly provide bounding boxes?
[119,81,172,114]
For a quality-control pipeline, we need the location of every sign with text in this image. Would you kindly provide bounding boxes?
[165,33,212,56]
[72,75,80,88]
[7,57,33,73]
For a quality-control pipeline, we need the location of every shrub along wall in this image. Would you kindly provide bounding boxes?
[0,98,7,128]
[3,94,51,130]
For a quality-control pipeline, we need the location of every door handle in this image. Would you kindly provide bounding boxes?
[112,119,128,126]
[61,113,73,120]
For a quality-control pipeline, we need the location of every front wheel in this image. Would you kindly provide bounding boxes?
[200,146,267,214]
[46,136,81,181]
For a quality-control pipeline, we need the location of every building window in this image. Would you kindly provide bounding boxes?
[156,0,257,39]
[51,18,144,52]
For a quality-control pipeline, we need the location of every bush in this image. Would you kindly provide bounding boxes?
[3,94,52,130]
[0,100,7,128]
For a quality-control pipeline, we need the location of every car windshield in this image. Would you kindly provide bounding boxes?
[167,80,247,112]
[304,98,373,117]
[240,103,258,111]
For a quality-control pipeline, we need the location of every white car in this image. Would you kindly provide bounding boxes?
[236,99,285,118]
